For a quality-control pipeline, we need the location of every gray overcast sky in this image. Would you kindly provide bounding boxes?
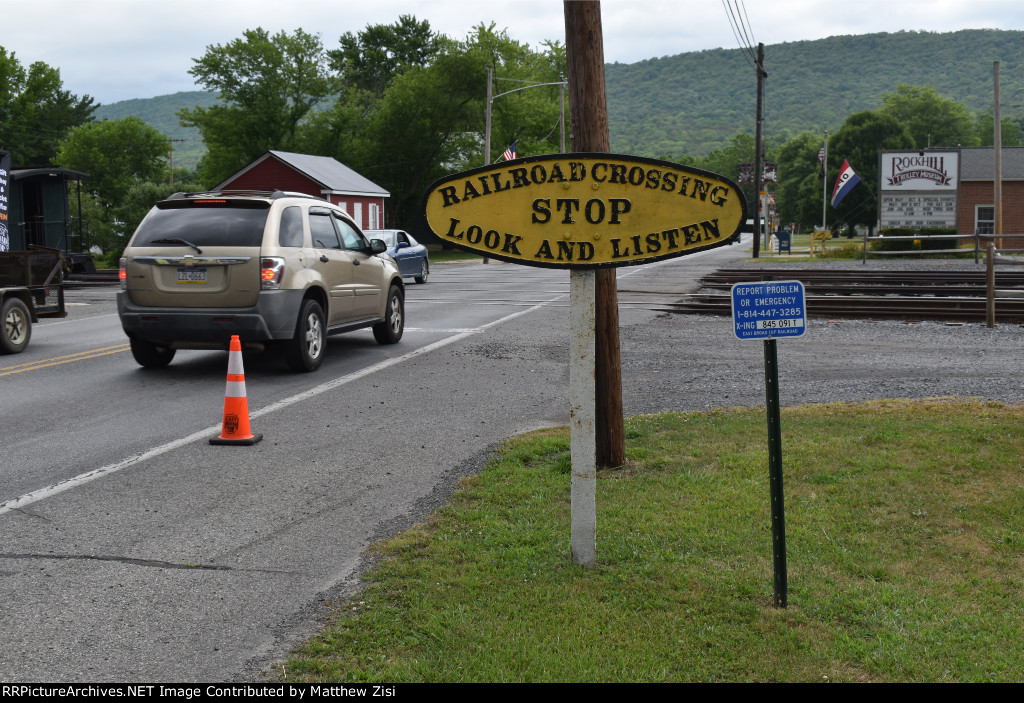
[4,0,1023,104]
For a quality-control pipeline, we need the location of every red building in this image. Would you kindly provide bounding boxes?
[957,146,1024,248]
[215,151,390,230]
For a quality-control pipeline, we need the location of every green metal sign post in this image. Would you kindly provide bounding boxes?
[731,279,806,608]
[763,337,787,608]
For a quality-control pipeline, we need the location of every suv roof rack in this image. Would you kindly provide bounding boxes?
[164,190,327,201]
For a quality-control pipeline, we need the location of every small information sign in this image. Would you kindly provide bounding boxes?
[731,280,806,340]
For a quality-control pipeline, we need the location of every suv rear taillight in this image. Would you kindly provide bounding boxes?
[261,257,286,289]
[119,257,127,289]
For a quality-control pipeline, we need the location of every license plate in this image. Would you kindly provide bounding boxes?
[177,268,207,284]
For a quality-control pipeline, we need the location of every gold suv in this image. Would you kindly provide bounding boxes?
[117,190,405,372]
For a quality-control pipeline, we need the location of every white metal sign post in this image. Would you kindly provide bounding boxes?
[422,154,746,568]
[570,270,597,565]
[731,280,806,607]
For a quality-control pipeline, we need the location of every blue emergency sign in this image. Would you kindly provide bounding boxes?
[730,280,807,340]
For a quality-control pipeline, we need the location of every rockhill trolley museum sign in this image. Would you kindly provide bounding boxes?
[879,150,959,229]
[423,154,747,267]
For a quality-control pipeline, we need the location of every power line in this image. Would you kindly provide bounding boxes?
[722,0,757,68]
[738,1,760,53]
[722,1,771,259]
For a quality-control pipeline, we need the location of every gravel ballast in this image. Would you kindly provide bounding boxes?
[615,251,1024,415]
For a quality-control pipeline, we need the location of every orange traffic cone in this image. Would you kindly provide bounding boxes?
[210,335,262,445]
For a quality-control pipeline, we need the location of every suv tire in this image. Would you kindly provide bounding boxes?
[285,298,326,372]
[373,285,404,344]
[130,338,176,368]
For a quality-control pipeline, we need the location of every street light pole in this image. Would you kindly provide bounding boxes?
[484,66,493,165]
[484,70,568,165]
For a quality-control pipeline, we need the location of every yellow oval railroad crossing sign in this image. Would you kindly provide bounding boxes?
[422,154,747,268]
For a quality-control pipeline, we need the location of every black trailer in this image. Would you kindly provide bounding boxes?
[0,247,67,353]
[5,165,94,273]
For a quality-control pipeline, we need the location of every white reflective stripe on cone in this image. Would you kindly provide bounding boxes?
[225,380,247,398]
[228,352,245,375]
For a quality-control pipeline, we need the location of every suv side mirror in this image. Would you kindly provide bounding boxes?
[368,239,388,255]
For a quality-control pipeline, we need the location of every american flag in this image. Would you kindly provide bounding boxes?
[817,139,826,179]
[501,141,517,161]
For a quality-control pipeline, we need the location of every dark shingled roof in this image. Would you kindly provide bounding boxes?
[960,146,1024,180]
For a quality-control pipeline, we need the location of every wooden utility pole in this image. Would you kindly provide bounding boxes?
[753,43,766,258]
[168,138,185,186]
[564,0,625,469]
[994,61,1003,250]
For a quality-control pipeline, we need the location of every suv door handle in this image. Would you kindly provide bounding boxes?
[320,255,329,263]
[353,260,360,266]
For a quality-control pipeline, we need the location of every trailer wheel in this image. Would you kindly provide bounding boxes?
[1,297,32,354]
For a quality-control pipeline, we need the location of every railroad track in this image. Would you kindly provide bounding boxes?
[64,270,120,286]
[660,268,1024,323]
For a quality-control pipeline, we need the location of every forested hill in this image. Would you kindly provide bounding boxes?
[94,91,217,170]
[96,28,1024,169]
[608,28,1024,157]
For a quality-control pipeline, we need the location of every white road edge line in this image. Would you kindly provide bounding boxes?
[36,313,120,326]
[2,243,733,517]
[0,295,563,517]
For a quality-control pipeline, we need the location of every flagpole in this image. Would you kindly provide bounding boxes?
[821,129,828,231]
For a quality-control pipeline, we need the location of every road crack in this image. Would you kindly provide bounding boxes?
[0,553,232,571]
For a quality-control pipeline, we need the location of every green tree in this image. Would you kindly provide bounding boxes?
[300,20,566,229]
[54,116,169,209]
[690,133,756,180]
[0,47,96,166]
[880,84,978,149]
[356,48,483,225]
[68,190,114,255]
[829,110,914,233]
[178,28,334,186]
[471,25,567,164]
[774,131,827,230]
[330,14,439,96]
[976,113,1022,147]
[55,116,169,255]
[684,133,756,221]
[301,15,444,182]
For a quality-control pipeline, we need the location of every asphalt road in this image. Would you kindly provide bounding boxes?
[3,239,1024,682]
[0,245,740,682]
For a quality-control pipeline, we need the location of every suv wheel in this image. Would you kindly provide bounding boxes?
[285,298,325,372]
[373,285,404,344]
[130,338,176,368]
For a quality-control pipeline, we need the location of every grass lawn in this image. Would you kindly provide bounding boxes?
[755,233,985,261]
[281,398,1024,683]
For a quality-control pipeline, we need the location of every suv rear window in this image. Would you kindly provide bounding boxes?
[279,206,304,247]
[132,200,271,248]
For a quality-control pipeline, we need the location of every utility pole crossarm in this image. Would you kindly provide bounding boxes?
[492,80,568,102]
